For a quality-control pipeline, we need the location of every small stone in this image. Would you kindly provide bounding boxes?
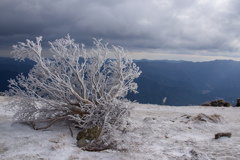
[215,132,232,139]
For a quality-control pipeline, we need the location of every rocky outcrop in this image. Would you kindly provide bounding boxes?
[201,99,231,107]
[236,99,240,107]
[192,113,225,123]
[174,113,225,124]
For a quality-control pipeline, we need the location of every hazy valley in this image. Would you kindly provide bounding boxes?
[1,57,240,106]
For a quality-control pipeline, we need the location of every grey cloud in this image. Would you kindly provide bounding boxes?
[1,0,240,58]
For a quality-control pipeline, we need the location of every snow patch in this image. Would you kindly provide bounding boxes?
[1,99,240,159]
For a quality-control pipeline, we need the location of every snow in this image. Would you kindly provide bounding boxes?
[1,96,240,160]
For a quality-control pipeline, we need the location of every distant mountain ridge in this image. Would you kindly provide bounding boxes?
[1,57,240,106]
[128,59,240,105]
[0,57,34,92]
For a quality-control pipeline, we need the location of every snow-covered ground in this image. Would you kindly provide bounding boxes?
[1,96,240,160]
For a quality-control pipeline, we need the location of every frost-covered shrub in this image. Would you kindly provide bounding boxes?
[5,35,141,150]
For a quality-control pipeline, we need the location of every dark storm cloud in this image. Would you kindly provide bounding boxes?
[1,0,240,58]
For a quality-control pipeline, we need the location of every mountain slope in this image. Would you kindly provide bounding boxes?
[1,57,240,105]
[127,60,240,105]
[0,58,34,91]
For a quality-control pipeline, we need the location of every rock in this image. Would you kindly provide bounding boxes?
[223,101,231,107]
[175,113,225,124]
[215,132,232,139]
[0,92,5,96]
[77,138,89,148]
[0,143,8,154]
[236,99,240,107]
[76,127,102,148]
[192,113,225,123]
[201,102,211,106]
[201,99,231,107]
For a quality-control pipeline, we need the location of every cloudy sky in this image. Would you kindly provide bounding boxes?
[1,0,240,61]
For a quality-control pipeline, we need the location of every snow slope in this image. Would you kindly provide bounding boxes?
[1,96,240,160]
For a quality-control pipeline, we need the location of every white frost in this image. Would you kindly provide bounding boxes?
[1,97,240,160]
